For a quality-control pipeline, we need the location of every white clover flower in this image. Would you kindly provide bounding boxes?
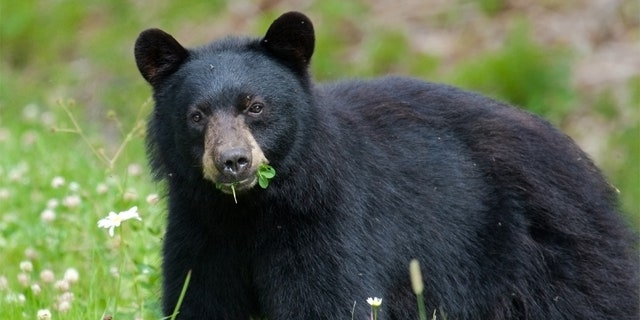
[41,209,56,223]
[5,293,26,304]
[30,283,42,295]
[46,198,59,209]
[59,291,74,302]
[68,182,80,192]
[17,273,30,287]
[146,193,160,205]
[54,279,69,292]
[98,206,141,237]
[22,103,39,121]
[51,176,66,188]
[9,167,26,182]
[40,111,55,126]
[123,189,138,201]
[57,300,71,312]
[37,309,51,320]
[63,268,79,284]
[366,297,382,307]
[40,269,55,283]
[95,183,108,194]
[127,163,143,176]
[62,195,81,209]
[110,266,120,278]
[25,247,38,260]
[20,261,33,272]
[0,188,9,200]
[0,276,8,290]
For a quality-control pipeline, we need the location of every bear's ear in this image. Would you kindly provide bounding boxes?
[134,28,189,86]
[261,11,315,70]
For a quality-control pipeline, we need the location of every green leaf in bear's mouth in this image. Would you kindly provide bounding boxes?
[215,182,238,204]
[230,183,237,203]
[257,164,276,189]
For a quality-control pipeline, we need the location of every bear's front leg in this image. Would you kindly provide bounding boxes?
[161,210,255,319]
[252,228,377,320]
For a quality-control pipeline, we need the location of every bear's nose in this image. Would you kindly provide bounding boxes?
[217,148,252,178]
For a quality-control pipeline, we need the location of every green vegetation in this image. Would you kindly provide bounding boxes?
[257,164,276,189]
[1,0,637,318]
[448,21,575,122]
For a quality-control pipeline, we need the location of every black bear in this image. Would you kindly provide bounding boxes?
[134,11,638,320]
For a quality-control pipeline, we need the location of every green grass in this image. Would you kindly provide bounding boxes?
[1,0,638,318]
[0,98,165,318]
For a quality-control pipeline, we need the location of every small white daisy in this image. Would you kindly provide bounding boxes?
[97,206,141,237]
[366,297,382,307]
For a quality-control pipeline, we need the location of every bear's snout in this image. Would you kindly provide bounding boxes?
[200,113,269,193]
[216,147,252,179]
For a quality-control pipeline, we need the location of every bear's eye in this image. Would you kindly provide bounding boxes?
[191,112,203,123]
[247,102,264,115]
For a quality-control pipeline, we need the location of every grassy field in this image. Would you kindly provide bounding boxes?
[1,0,638,318]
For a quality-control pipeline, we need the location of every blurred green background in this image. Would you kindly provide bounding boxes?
[0,0,638,318]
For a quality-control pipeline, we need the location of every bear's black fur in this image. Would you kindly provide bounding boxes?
[135,11,639,320]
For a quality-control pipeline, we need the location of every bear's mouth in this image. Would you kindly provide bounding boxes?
[216,175,258,194]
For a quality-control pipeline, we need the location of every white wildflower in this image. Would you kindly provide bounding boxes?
[0,276,8,290]
[54,279,69,292]
[25,247,38,260]
[46,198,59,209]
[17,273,30,287]
[127,163,143,176]
[62,195,81,209]
[40,269,55,283]
[97,206,141,237]
[20,261,33,272]
[30,283,42,295]
[146,193,160,205]
[366,297,382,307]
[41,209,56,223]
[123,189,138,201]
[95,183,108,194]
[57,300,71,312]
[51,176,65,188]
[63,268,79,284]
[37,309,51,320]
[68,181,80,192]
[0,188,9,200]
[5,293,26,304]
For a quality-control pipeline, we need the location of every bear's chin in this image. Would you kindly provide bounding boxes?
[215,176,258,194]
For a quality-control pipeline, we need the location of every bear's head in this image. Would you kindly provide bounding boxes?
[134,12,315,194]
